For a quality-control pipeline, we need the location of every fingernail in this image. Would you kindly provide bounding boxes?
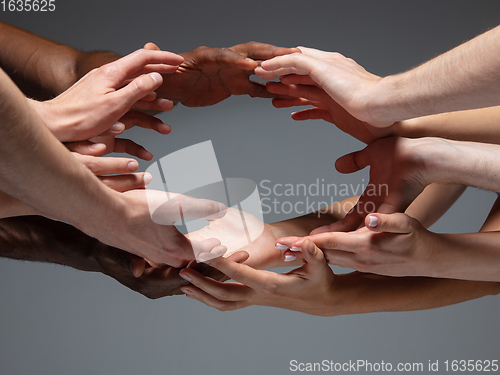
[290,246,302,252]
[183,287,194,295]
[150,72,162,84]
[245,57,254,63]
[217,202,226,218]
[284,254,297,262]
[275,243,289,250]
[127,161,138,172]
[110,123,125,133]
[305,241,315,255]
[179,272,192,282]
[143,172,153,186]
[368,216,379,228]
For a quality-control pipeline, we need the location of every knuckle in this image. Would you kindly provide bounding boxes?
[100,63,120,78]
[85,160,101,174]
[193,46,209,55]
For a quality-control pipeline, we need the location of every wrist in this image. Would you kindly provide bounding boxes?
[79,189,126,243]
[409,137,461,184]
[364,75,413,126]
[26,98,68,141]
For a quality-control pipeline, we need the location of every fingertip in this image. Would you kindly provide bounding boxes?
[149,72,163,85]
[157,123,172,134]
[127,160,139,172]
[144,42,160,51]
[89,143,107,154]
[275,242,289,251]
[131,258,146,278]
[217,202,227,218]
[143,172,153,186]
[366,215,379,229]
[302,239,316,256]
[140,149,154,161]
[110,123,126,134]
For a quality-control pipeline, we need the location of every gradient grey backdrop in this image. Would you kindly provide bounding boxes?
[1,1,500,374]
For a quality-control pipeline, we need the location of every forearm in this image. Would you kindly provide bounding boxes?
[0,191,41,218]
[371,26,500,124]
[424,232,500,281]
[271,196,358,238]
[0,21,120,99]
[0,69,118,236]
[405,183,466,228]
[428,138,500,192]
[394,106,500,144]
[331,272,500,316]
[0,216,101,272]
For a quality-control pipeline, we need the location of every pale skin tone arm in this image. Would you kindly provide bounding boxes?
[0,65,230,267]
[177,196,500,316]
[256,25,500,127]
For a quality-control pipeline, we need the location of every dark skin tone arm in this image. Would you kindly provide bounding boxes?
[0,215,184,298]
[0,21,298,104]
[0,215,249,299]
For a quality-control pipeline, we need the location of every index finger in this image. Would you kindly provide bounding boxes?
[205,256,274,290]
[230,41,300,60]
[105,49,184,81]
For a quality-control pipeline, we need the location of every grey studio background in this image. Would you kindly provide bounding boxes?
[1,1,500,374]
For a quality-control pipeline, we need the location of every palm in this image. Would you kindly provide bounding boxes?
[187,208,281,269]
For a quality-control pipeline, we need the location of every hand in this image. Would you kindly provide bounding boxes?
[29,48,183,142]
[282,213,433,277]
[93,243,250,299]
[256,46,389,127]
[266,75,395,144]
[312,137,449,233]
[145,41,300,107]
[95,190,229,267]
[179,239,339,316]
[186,207,302,269]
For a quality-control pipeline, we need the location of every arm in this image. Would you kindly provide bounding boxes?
[268,78,500,146]
[0,216,185,298]
[396,106,500,144]
[257,26,500,127]
[312,136,500,233]
[0,22,298,106]
[0,21,120,100]
[0,62,226,266]
[179,239,500,316]
[176,187,500,315]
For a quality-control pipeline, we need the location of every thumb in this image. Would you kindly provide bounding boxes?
[365,213,417,234]
[144,42,161,51]
[113,72,163,112]
[301,239,329,278]
[335,147,370,174]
